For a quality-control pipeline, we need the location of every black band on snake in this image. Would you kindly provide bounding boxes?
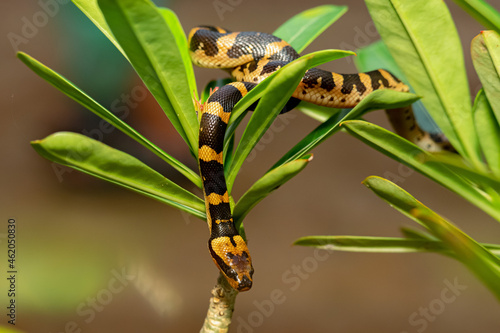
[189,25,452,292]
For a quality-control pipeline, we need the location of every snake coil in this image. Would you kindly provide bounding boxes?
[189,26,451,291]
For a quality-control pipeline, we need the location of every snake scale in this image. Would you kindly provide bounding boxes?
[188,25,451,291]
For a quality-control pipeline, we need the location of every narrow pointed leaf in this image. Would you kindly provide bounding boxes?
[451,0,500,33]
[71,0,126,57]
[233,154,313,230]
[273,5,348,53]
[17,51,201,188]
[364,176,500,300]
[296,101,342,123]
[400,227,438,241]
[226,50,354,191]
[362,176,433,230]
[294,236,451,253]
[227,57,310,192]
[159,7,198,98]
[472,31,500,122]
[228,49,354,126]
[98,0,198,154]
[482,244,500,256]
[365,0,480,164]
[413,208,500,300]
[295,50,356,73]
[473,89,500,176]
[294,235,500,256]
[224,111,248,166]
[271,90,419,170]
[224,134,235,174]
[425,153,500,201]
[31,132,206,219]
[342,120,500,222]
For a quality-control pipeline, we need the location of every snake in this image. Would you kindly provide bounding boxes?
[188,25,452,292]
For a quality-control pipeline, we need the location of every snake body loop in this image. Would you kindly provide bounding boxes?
[189,26,451,291]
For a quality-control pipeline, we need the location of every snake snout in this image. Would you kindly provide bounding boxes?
[208,235,254,291]
[227,251,254,291]
[235,274,253,291]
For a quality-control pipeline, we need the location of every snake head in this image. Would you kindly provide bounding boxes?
[209,235,254,291]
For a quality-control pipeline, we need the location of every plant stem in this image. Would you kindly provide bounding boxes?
[200,273,238,333]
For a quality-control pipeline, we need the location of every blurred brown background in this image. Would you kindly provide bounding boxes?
[2,0,500,332]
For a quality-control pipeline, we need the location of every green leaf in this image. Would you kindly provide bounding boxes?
[31,132,205,219]
[413,208,500,299]
[272,90,419,170]
[482,243,500,256]
[225,49,354,191]
[400,227,438,241]
[362,176,434,230]
[342,120,500,222]
[421,208,500,270]
[224,112,248,169]
[450,0,500,33]
[17,51,201,188]
[364,176,500,300]
[425,153,500,202]
[354,40,440,134]
[158,7,198,98]
[365,0,480,164]
[71,0,126,58]
[233,154,313,230]
[228,49,355,127]
[224,133,236,175]
[226,57,310,192]
[98,0,198,155]
[294,235,500,256]
[472,31,500,123]
[294,236,450,253]
[296,101,342,123]
[473,89,500,176]
[273,5,348,53]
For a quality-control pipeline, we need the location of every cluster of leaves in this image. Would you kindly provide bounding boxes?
[19,0,500,310]
[296,0,500,301]
[20,0,416,238]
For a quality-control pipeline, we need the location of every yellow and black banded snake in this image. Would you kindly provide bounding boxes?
[188,25,452,292]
